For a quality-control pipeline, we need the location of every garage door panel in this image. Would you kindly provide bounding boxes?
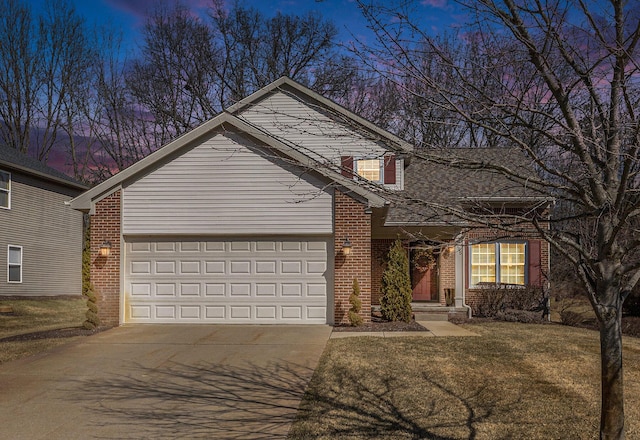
[125,238,330,323]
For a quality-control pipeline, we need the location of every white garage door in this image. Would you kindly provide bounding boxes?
[124,238,330,324]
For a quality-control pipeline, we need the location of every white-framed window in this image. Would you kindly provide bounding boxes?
[470,242,526,286]
[354,158,383,183]
[8,245,22,283]
[0,170,10,209]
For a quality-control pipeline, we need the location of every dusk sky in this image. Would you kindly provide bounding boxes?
[30,0,465,56]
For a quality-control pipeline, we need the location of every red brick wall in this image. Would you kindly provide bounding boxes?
[371,239,394,305]
[90,191,121,327]
[439,245,456,305]
[334,191,371,324]
[465,225,550,308]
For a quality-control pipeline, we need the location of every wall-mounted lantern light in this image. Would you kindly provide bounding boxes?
[99,241,112,257]
[342,236,352,256]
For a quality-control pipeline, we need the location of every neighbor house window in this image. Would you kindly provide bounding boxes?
[354,158,383,182]
[470,242,526,286]
[0,170,9,209]
[8,245,22,283]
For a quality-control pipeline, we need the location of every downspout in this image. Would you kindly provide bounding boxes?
[455,241,472,319]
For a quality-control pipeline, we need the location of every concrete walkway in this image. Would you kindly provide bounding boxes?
[0,325,332,440]
[330,320,479,338]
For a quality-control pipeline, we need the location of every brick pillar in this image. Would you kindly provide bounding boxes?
[439,245,456,305]
[334,191,371,324]
[90,191,121,327]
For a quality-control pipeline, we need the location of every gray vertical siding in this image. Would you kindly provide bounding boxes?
[0,172,84,296]
[122,131,333,235]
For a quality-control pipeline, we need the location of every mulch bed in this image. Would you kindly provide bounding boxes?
[332,316,428,332]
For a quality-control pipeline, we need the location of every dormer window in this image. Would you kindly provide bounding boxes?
[355,158,383,182]
[341,155,396,185]
[0,170,9,209]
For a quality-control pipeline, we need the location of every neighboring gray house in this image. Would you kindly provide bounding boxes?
[0,145,87,296]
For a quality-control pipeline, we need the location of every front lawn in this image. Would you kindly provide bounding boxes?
[0,297,87,363]
[290,322,640,439]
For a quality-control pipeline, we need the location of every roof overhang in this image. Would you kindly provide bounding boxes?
[0,159,88,191]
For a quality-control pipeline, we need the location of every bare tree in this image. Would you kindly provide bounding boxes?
[0,0,96,173]
[209,1,338,106]
[0,0,38,154]
[355,0,640,438]
[126,2,220,145]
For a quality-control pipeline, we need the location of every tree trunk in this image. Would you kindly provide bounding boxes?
[599,301,625,439]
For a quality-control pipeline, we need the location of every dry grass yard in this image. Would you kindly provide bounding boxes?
[0,297,87,363]
[289,321,640,440]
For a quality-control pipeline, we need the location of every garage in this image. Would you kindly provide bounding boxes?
[124,237,331,324]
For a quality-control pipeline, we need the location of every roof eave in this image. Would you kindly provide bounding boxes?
[0,159,88,191]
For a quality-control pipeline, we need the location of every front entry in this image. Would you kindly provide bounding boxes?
[411,247,438,302]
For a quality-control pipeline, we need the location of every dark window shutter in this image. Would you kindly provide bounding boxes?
[341,156,354,178]
[528,240,542,287]
[383,155,396,184]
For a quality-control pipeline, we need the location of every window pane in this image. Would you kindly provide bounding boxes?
[0,191,7,208]
[471,244,496,284]
[8,247,21,264]
[356,159,381,181]
[0,171,9,190]
[8,265,21,282]
[500,243,525,285]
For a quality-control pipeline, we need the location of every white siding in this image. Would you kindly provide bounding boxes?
[238,91,392,165]
[124,237,331,324]
[122,131,332,235]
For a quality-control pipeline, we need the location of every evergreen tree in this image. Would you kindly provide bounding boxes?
[380,239,412,322]
[348,278,363,326]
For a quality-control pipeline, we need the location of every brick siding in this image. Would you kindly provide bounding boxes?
[334,191,371,324]
[465,225,550,308]
[439,245,456,305]
[90,191,121,327]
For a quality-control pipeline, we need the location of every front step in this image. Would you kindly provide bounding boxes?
[371,305,469,321]
[413,312,449,321]
[411,304,470,321]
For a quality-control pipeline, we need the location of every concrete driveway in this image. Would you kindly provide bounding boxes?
[0,325,332,440]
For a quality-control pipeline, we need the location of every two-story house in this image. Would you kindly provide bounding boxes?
[1,145,87,296]
[70,77,549,326]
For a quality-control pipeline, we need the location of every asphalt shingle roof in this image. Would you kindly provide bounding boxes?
[0,144,87,190]
[386,147,547,225]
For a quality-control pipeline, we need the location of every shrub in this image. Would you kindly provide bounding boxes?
[348,278,363,326]
[82,220,100,330]
[472,284,548,322]
[380,239,412,322]
[623,292,640,317]
[559,310,588,327]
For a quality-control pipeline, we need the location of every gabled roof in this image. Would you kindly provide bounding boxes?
[70,112,388,212]
[0,144,88,191]
[385,148,550,225]
[227,77,414,155]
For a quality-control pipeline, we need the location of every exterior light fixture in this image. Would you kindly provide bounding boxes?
[342,236,352,256]
[99,241,112,257]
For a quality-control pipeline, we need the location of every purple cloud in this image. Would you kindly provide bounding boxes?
[420,0,448,8]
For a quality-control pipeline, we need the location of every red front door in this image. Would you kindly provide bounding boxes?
[411,249,438,301]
